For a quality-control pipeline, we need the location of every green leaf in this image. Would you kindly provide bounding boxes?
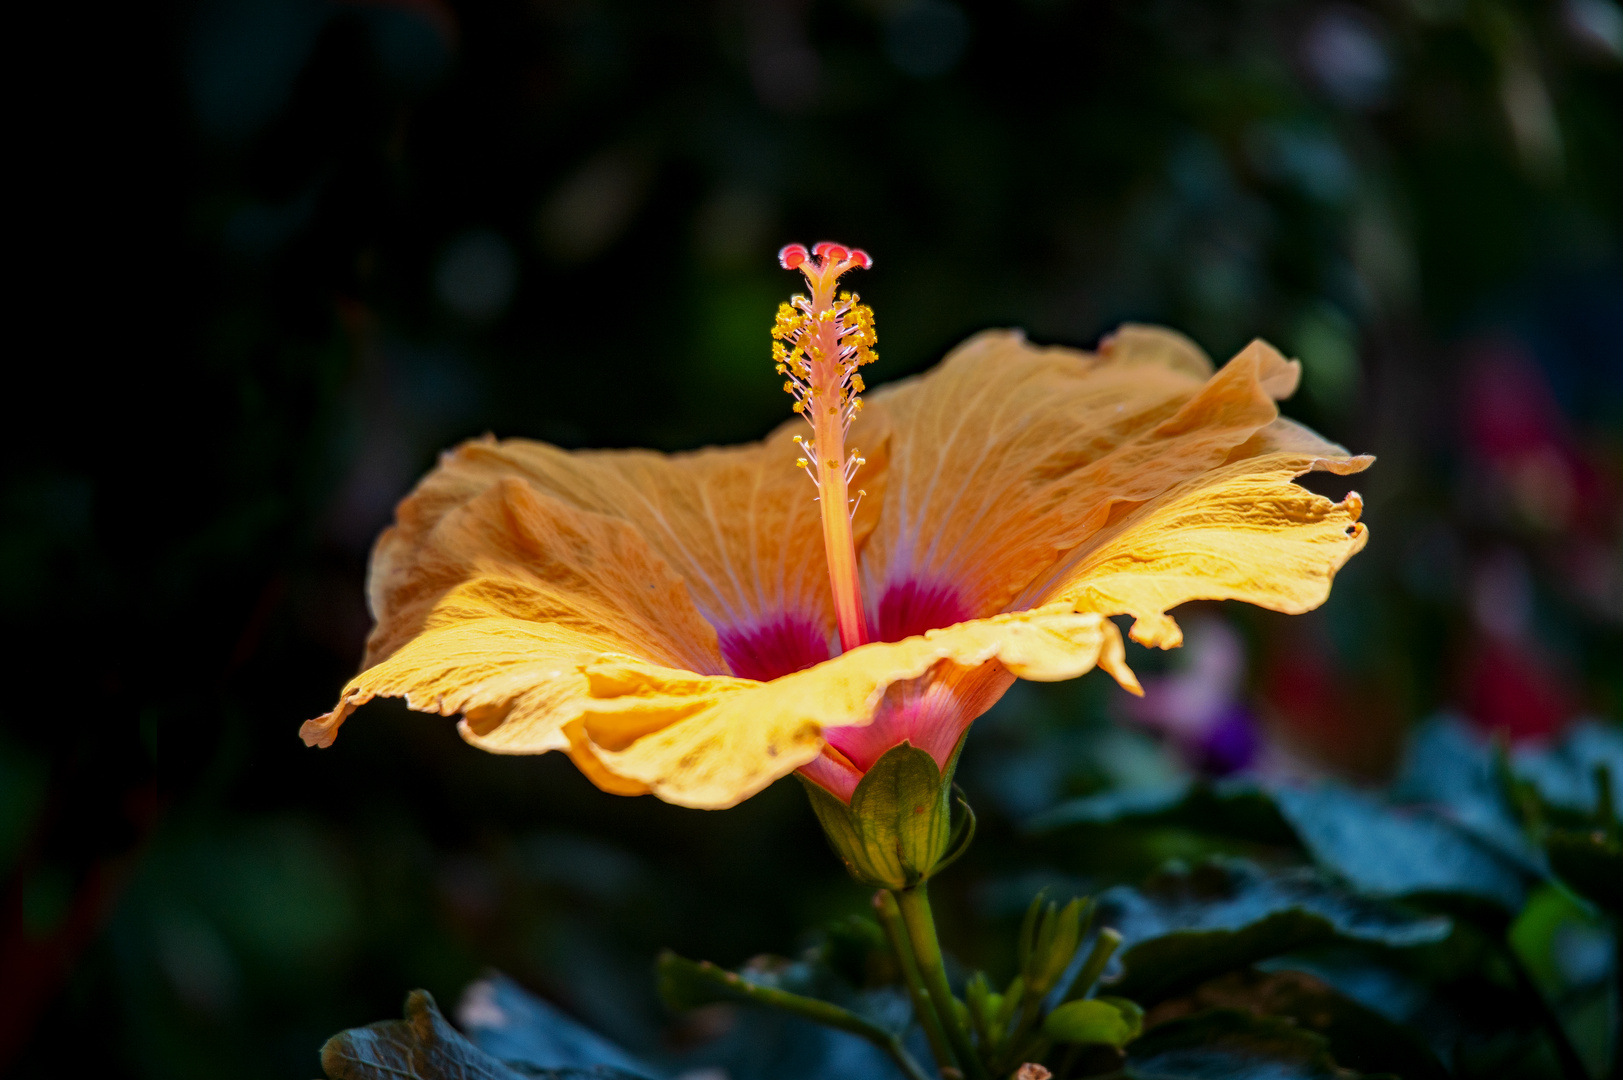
[1150,968,1447,1080]
[1124,1008,1386,1079]
[1043,998,1139,1048]
[319,990,651,1080]
[1096,858,1450,1003]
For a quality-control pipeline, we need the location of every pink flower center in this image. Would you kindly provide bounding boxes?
[874,578,972,643]
[816,661,1016,795]
[717,613,831,682]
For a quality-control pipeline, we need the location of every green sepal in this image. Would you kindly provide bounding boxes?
[798,740,967,889]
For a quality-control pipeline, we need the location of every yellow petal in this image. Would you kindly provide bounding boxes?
[1033,452,1371,649]
[301,475,725,750]
[572,606,1119,809]
[859,329,1304,626]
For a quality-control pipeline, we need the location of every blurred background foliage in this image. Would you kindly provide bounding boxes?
[2,0,1620,1076]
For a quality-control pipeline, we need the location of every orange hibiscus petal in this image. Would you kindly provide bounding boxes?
[858,327,1304,639]
[1223,415,1355,463]
[367,418,888,682]
[301,476,725,751]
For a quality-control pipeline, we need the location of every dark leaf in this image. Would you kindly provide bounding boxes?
[1028,779,1298,848]
[1095,859,1450,1003]
[457,973,663,1078]
[1125,1008,1387,1079]
[1272,784,1532,910]
[817,914,895,989]
[1512,722,1623,818]
[320,990,652,1080]
[1146,968,1447,1080]
[1390,715,1540,867]
[667,1001,913,1080]
[1033,721,1543,909]
[1543,830,1623,914]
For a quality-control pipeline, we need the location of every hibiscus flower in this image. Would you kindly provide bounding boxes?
[303,243,1370,811]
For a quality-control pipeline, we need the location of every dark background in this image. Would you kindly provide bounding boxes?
[3,0,1620,1076]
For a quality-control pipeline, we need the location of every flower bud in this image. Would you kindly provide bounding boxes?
[797,741,974,890]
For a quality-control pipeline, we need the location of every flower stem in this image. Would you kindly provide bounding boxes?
[670,956,933,1080]
[892,884,990,1080]
[875,891,961,1078]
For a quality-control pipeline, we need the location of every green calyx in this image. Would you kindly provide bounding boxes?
[798,741,976,890]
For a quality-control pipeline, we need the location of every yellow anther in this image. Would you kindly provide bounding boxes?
[851,374,864,392]
[797,457,809,468]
